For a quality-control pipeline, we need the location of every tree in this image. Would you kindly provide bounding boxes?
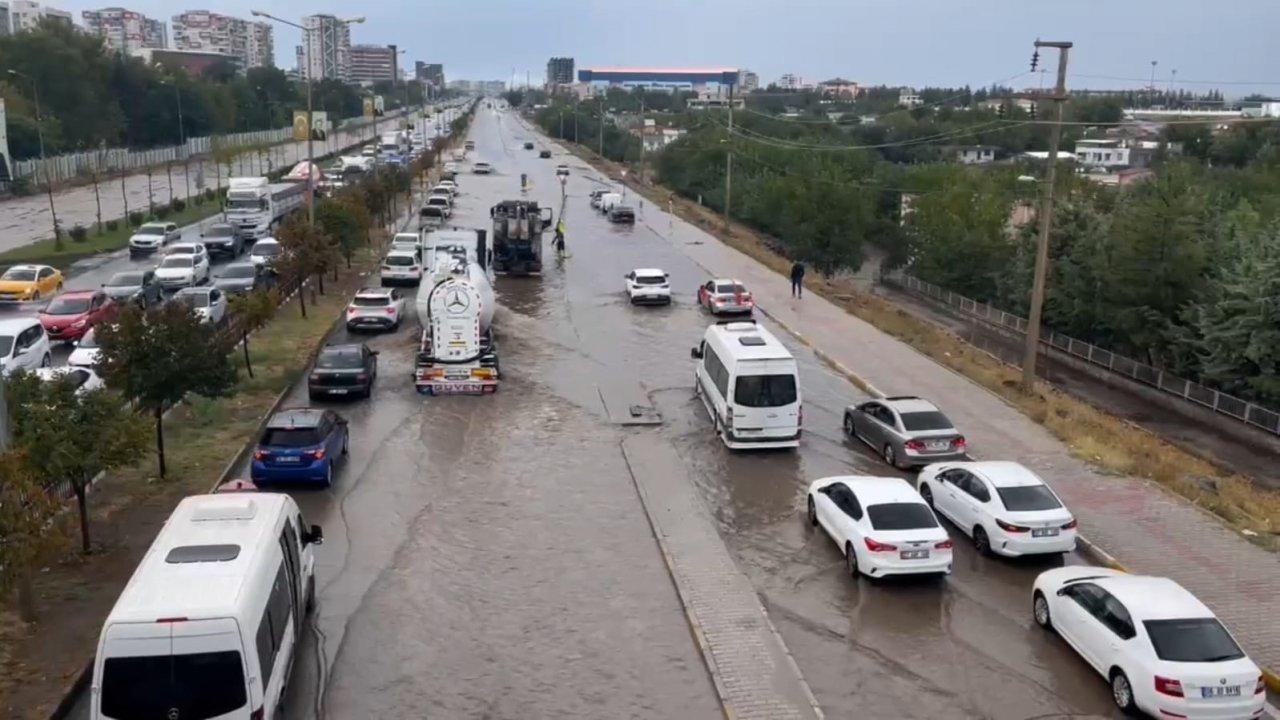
[227,289,278,378]
[316,197,369,268]
[5,373,148,554]
[94,303,237,478]
[0,450,66,621]
[276,216,340,303]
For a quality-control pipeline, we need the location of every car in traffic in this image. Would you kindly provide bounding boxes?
[473,161,493,174]
[464,140,475,151]
[539,149,552,158]
[597,192,623,213]
[556,164,569,177]
[250,408,349,486]
[35,365,105,395]
[346,287,405,332]
[38,290,116,343]
[916,461,1076,557]
[608,205,636,224]
[380,250,423,287]
[624,268,672,305]
[1032,567,1267,718]
[66,326,102,368]
[523,141,535,150]
[430,182,456,198]
[166,241,210,264]
[155,253,210,290]
[437,179,458,194]
[425,194,452,218]
[0,317,52,374]
[101,269,163,308]
[249,238,283,269]
[0,264,62,302]
[199,222,244,258]
[589,189,607,208]
[419,205,447,229]
[127,221,180,256]
[696,279,754,315]
[808,475,952,579]
[843,396,967,469]
[307,343,378,400]
[212,262,271,296]
[691,321,801,450]
[173,286,228,325]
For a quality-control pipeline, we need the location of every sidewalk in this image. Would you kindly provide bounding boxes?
[643,204,1280,682]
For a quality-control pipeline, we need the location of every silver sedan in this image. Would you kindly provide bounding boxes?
[843,396,968,469]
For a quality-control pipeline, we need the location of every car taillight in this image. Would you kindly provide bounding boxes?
[385,307,396,314]
[347,307,357,314]
[798,405,803,427]
[864,537,898,552]
[996,519,1030,533]
[934,539,953,550]
[1154,676,1184,698]
[1061,518,1078,530]
[307,448,327,461]
[904,439,925,451]
[253,449,267,460]
[1256,675,1266,694]
[356,373,368,382]
[250,707,264,720]
[950,436,967,450]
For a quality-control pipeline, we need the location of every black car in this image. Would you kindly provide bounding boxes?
[101,269,164,307]
[539,149,552,159]
[308,343,378,400]
[608,206,637,224]
[523,142,535,150]
[200,223,244,258]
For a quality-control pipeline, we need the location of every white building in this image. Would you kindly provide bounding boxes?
[82,7,166,54]
[898,88,922,108]
[7,0,72,32]
[1242,101,1280,118]
[686,87,745,110]
[1074,138,1130,169]
[818,77,860,100]
[738,69,759,92]
[777,73,809,91]
[301,14,351,81]
[956,145,998,165]
[172,11,273,69]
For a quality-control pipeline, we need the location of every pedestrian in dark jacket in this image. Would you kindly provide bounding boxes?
[790,261,806,298]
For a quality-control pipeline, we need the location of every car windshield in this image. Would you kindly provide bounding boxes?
[78,328,98,348]
[100,651,248,720]
[205,225,234,237]
[385,255,417,267]
[106,272,143,286]
[1144,618,1244,662]
[0,336,13,356]
[734,374,798,408]
[866,502,940,530]
[996,485,1062,511]
[176,292,210,307]
[253,244,281,257]
[220,265,256,279]
[2,268,37,281]
[352,296,389,307]
[161,256,194,268]
[262,427,322,447]
[135,225,165,236]
[428,197,448,205]
[715,283,746,295]
[900,411,954,431]
[317,349,364,369]
[421,207,444,217]
[635,275,666,285]
[44,296,91,314]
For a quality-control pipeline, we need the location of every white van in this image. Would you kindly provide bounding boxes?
[598,192,623,214]
[90,492,323,720]
[691,320,801,450]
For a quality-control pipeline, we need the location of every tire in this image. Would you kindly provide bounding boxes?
[1110,670,1138,716]
[843,414,855,437]
[40,353,51,368]
[32,292,40,301]
[882,444,899,469]
[920,484,935,509]
[845,542,860,578]
[321,461,333,488]
[341,432,349,456]
[308,392,319,402]
[56,283,63,292]
[1032,591,1052,630]
[807,496,817,526]
[973,526,992,556]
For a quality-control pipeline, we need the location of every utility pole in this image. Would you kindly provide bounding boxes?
[724,81,734,224]
[1018,39,1072,390]
[598,96,604,156]
[574,99,579,143]
[638,95,646,183]
[8,70,59,246]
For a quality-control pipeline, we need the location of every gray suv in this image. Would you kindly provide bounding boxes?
[201,223,244,258]
[843,396,967,469]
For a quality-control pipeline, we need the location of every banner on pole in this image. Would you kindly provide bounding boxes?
[292,111,310,141]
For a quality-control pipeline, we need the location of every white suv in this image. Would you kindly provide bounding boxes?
[380,250,423,286]
[0,317,52,374]
[346,287,406,332]
[625,268,672,305]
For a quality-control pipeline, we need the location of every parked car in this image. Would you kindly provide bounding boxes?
[539,149,552,158]
[473,161,493,174]
[347,287,406,332]
[464,140,475,151]
[212,262,271,295]
[165,242,210,264]
[308,343,378,400]
[419,205,447,229]
[173,286,228,325]
[807,475,953,579]
[624,268,672,305]
[425,194,452,218]
[608,206,636,224]
[430,183,456,198]
[696,279,754,315]
[916,461,1077,557]
[1032,567,1267,718]
[155,253,210,290]
[128,221,180,256]
[380,250,424,287]
[437,179,458,194]
[35,365,104,395]
[0,317,52,374]
[102,269,163,307]
[589,189,607,208]
[523,142,535,150]
[556,164,569,177]
[843,396,967,469]
[66,326,102,368]
[38,290,116,343]
[249,238,283,269]
[200,222,244,258]
[250,407,349,486]
[0,264,62,302]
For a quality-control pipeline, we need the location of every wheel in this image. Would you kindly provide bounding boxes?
[973,526,992,556]
[843,414,855,437]
[40,353,52,368]
[882,444,899,469]
[807,496,817,526]
[845,542,860,578]
[1110,670,1138,716]
[308,392,318,402]
[341,432,349,456]
[321,461,333,488]
[1032,591,1052,630]
[56,283,63,292]
[920,484,935,509]
[31,292,40,301]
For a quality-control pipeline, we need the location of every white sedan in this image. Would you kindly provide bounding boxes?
[155,254,210,289]
[173,286,228,325]
[35,366,105,395]
[806,475,952,579]
[625,268,672,305]
[916,461,1076,557]
[249,238,282,269]
[1033,567,1266,718]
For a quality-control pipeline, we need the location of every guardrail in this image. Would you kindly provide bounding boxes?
[887,271,1280,437]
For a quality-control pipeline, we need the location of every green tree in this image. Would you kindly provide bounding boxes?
[227,289,278,378]
[317,197,370,268]
[0,449,66,621]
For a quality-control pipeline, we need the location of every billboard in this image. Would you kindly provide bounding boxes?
[292,110,310,141]
[0,99,11,183]
[362,97,375,118]
[312,111,329,134]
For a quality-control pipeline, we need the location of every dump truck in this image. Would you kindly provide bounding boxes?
[490,200,553,275]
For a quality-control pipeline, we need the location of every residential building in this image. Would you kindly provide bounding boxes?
[8,0,71,32]
[777,73,808,90]
[818,77,860,100]
[301,14,351,81]
[630,125,686,153]
[686,87,745,110]
[1074,138,1130,169]
[0,3,11,35]
[738,69,759,92]
[1242,100,1280,118]
[348,44,396,85]
[82,7,167,55]
[294,45,304,75]
[172,11,273,69]
[416,62,444,87]
[898,88,922,108]
[448,79,472,93]
[955,145,998,165]
[546,56,574,87]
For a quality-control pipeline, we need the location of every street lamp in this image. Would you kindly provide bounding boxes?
[8,69,60,245]
[159,79,189,201]
[250,10,364,226]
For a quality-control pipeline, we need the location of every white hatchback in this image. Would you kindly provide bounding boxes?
[35,365,105,395]
[917,461,1076,557]
[1033,567,1266,719]
[67,326,102,368]
[807,475,952,579]
[154,253,209,289]
[249,238,282,269]
[625,268,672,305]
[380,250,423,286]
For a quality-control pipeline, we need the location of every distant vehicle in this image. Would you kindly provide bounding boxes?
[624,268,671,305]
[249,238,283,269]
[380,250,424,287]
[464,140,475,151]
[128,222,180,256]
[691,320,801,450]
[346,287,406,332]
[155,253,210,290]
[165,242,209,264]
[379,130,410,157]
[0,317,52,374]
[437,179,458,194]
[90,492,322,720]
[425,194,452,218]
[173,286,228,325]
[251,407,349,485]
[452,150,466,161]
[843,396,967,469]
[1032,567,1267,718]
[67,326,102,368]
[308,343,378,400]
[589,189,607,208]
[39,290,116,343]
[0,264,62,302]
[35,365,104,395]
[102,269,163,307]
[539,149,552,158]
[360,145,379,158]
[697,279,754,315]
[523,142,535,150]
[443,161,460,175]
[390,232,423,256]
[418,205,447,229]
[469,161,492,174]
[597,192,622,213]
[807,475,953,579]
[200,222,244,258]
[491,199,552,275]
[223,176,307,240]
[429,183,456,199]
[916,461,1076,557]
[213,263,271,296]
[608,206,636,224]
[556,164,569,177]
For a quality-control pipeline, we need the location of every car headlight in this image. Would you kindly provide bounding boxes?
[71,319,87,328]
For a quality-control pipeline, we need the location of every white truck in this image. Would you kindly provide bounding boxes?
[414,258,499,395]
[223,177,307,240]
[379,131,410,157]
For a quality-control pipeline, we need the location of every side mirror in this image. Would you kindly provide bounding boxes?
[690,347,703,360]
[1055,587,1068,597]
[305,524,324,545]
[370,350,380,356]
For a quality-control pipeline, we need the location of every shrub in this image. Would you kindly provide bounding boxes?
[203,188,216,201]
[193,194,205,207]
[69,225,89,243]
[155,204,173,219]
[172,198,187,212]
[128,211,144,227]
[105,219,120,232]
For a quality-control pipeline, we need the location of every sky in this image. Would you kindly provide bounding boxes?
[52,0,1280,97]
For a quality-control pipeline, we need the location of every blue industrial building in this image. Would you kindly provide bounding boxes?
[576,67,739,88]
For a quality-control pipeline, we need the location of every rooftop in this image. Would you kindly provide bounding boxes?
[822,476,922,503]
[266,407,326,429]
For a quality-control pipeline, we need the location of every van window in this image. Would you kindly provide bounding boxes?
[703,346,730,399]
[255,562,293,688]
[733,374,797,408]
[101,650,248,719]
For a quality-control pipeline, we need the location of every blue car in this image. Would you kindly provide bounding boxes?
[250,408,349,487]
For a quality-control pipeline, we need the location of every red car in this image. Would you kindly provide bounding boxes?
[38,289,116,343]
[697,278,755,315]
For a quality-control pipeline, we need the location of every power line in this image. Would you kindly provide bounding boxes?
[713,115,1029,152]
[1070,73,1280,87]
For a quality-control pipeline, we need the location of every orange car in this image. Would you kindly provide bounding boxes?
[0,264,63,302]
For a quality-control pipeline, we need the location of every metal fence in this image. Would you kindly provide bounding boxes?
[891,272,1280,437]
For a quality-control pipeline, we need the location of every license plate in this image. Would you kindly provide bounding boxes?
[900,549,930,560]
[434,383,483,394]
[1032,527,1060,537]
[926,440,949,451]
[1201,685,1241,698]
[275,456,300,463]
[328,388,348,395]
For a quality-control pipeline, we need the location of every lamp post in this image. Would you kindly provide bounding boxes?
[160,79,190,202]
[251,10,364,226]
[8,69,59,246]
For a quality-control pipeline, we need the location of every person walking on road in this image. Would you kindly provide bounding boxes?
[790,260,806,298]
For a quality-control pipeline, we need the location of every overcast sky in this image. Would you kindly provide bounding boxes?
[56,0,1280,96]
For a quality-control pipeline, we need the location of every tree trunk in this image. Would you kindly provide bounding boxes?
[93,173,103,234]
[166,162,174,204]
[316,272,325,296]
[154,405,167,479]
[242,332,254,378]
[16,568,36,623]
[298,282,308,318]
[74,483,91,554]
[121,171,129,219]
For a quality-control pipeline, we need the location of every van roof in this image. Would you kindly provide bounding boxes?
[705,321,793,362]
[106,493,291,624]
